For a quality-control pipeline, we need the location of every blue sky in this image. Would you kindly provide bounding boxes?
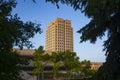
[12,0,106,62]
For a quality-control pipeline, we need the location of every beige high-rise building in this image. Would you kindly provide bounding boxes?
[46,18,73,52]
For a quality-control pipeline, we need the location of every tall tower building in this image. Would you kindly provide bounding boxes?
[46,18,73,52]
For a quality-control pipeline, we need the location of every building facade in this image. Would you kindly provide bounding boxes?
[46,18,73,52]
[13,48,103,80]
[91,62,103,70]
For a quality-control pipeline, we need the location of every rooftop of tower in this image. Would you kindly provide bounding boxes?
[48,18,71,26]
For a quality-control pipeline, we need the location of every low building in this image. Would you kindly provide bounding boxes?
[91,62,103,70]
[14,48,103,80]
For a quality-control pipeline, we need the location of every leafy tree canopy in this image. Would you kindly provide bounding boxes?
[33,46,45,75]
[0,0,41,80]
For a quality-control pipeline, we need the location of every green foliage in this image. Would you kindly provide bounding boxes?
[33,48,95,80]
[0,0,41,80]
[50,52,63,79]
[0,0,41,50]
[44,51,82,80]
[78,0,120,80]
[63,50,80,72]
[0,50,26,80]
[80,60,96,80]
[33,46,45,75]
[45,0,82,10]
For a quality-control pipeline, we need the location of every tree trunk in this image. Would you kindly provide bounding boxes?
[42,71,44,80]
[53,73,56,80]
[37,74,39,80]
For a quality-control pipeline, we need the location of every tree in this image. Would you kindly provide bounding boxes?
[49,51,81,80]
[0,50,27,80]
[45,0,120,80]
[80,60,97,80]
[33,46,45,80]
[62,50,80,80]
[0,0,41,80]
[50,52,63,80]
